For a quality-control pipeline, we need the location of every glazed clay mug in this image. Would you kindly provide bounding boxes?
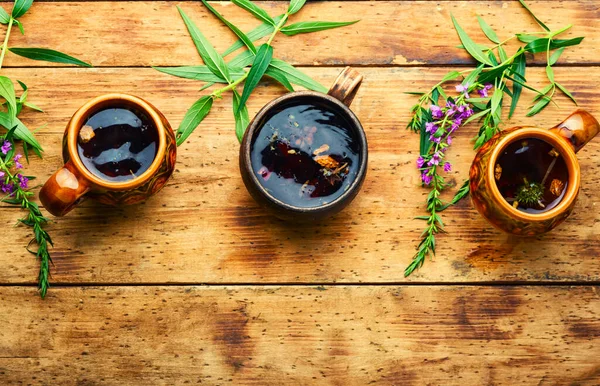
[40,94,177,216]
[240,66,368,222]
[470,109,600,236]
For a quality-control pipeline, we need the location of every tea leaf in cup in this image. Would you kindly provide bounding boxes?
[287,0,307,15]
[237,43,273,114]
[176,95,214,146]
[222,14,285,57]
[280,20,359,36]
[201,0,256,54]
[177,6,232,83]
[232,90,250,143]
[231,0,275,26]
[451,15,493,66]
[476,15,499,44]
[12,0,33,19]
[8,48,92,67]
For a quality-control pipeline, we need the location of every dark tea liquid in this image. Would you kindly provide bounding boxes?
[250,101,361,208]
[77,107,158,182]
[494,138,568,214]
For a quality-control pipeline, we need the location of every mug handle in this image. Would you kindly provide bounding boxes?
[549,109,600,153]
[327,66,363,107]
[39,161,90,216]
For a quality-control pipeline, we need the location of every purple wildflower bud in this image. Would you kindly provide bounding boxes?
[443,162,452,173]
[427,152,441,166]
[422,172,433,185]
[446,136,453,145]
[1,182,13,194]
[416,156,425,168]
[14,153,23,169]
[425,122,438,134]
[430,135,442,144]
[0,171,4,179]
[456,83,470,98]
[478,88,488,98]
[17,174,28,189]
[1,140,11,155]
[430,105,443,119]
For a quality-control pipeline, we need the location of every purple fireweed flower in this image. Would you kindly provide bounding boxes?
[425,122,438,134]
[446,136,453,145]
[430,135,442,144]
[456,83,470,98]
[1,141,11,155]
[427,152,441,166]
[422,172,433,185]
[1,182,13,194]
[14,153,23,169]
[0,171,4,179]
[416,156,425,168]
[443,162,452,173]
[478,83,493,97]
[17,174,28,189]
[430,105,443,119]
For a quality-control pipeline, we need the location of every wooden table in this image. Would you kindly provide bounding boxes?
[1,0,599,384]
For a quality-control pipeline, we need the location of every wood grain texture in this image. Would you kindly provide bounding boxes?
[0,1,597,67]
[0,286,598,385]
[1,66,599,284]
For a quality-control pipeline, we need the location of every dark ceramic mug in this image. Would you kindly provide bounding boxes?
[239,67,368,222]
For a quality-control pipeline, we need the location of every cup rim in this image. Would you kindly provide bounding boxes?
[487,127,580,222]
[67,93,167,191]
[241,90,368,214]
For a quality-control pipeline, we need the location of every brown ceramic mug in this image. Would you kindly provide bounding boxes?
[239,67,368,222]
[40,93,177,216]
[470,109,600,236]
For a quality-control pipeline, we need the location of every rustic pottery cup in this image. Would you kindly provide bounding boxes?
[39,93,177,216]
[239,66,368,222]
[470,109,600,236]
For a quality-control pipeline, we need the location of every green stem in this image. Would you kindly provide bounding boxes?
[0,15,13,70]
[267,14,288,45]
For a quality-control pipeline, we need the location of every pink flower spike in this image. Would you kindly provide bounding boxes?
[1,141,11,155]
[446,136,453,145]
[443,162,452,173]
[14,154,23,169]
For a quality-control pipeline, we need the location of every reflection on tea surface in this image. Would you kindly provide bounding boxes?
[494,138,568,214]
[77,107,158,182]
[250,101,360,208]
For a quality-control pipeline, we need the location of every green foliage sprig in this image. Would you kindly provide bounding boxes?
[404,1,583,276]
[154,0,358,144]
[0,0,91,298]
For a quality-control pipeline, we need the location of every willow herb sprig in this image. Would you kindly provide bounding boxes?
[405,0,583,276]
[154,0,358,144]
[0,0,91,298]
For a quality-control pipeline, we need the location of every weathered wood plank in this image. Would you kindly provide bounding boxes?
[0,286,598,385]
[0,1,596,67]
[1,66,599,284]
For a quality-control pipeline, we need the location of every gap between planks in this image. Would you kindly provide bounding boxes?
[2,282,600,287]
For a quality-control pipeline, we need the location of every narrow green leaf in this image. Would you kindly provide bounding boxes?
[8,48,91,67]
[265,66,294,91]
[451,15,492,66]
[176,96,213,146]
[518,0,550,31]
[476,15,499,44]
[232,90,250,143]
[201,0,256,54]
[545,65,554,83]
[498,45,508,62]
[231,0,275,26]
[0,7,9,24]
[533,83,553,102]
[0,76,16,115]
[441,71,461,82]
[199,82,215,92]
[456,43,490,51]
[222,14,284,57]
[527,96,551,117]
[487,51,499,66]
[463,64,485,86]
[549,47,565,65]
[477,63,510,84]
[177,6,231,83]
[0,112,42,152]
[280,20,359,36]
[268,59,327,93]
[228,49,256,69]
[13,19,24,35]
[556,82,577,105]
[154,66,244,83]
[516,33,538,43]
[288,0,307,15]
[23,101,42,112]
[509,53,526,118]
[464,108,491,125]
[524,37,584,54]
[238,44,273,114]
[12,0,33,18]
[490,86,503,125]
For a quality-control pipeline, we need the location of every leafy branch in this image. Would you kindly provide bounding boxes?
[154,0,358,144]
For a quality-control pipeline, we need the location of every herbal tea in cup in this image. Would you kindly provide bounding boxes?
[470,110,600,236]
